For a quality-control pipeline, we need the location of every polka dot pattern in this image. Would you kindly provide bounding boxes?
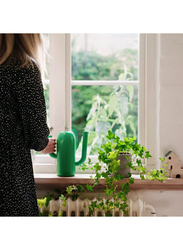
[0,58,49,216]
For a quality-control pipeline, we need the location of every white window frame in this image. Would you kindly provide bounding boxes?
[33,33,158,174]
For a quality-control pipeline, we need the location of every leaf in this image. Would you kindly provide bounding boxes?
[126,116,136,137]
[119,202,129,211]
[96,121,110,135]
[159,157,165,163]
[87,132,98,145]
[108,151,118,159]
[88,158,92,165]
[80,163,89,171]
[110,159,120,173]
[62,200,66,208]
[115,174,122,181]
[86,107,96,121]
[72,194,79,201]
[136,159,142,166]
[118,96,128,115]
[37,197,47,208]
[108,95,118,116]
[126,161,133,168]
[121,183,130,194]
[123,64,128,78]
[140,174,145,180]
[59,194,66,201]
[126,85,134,102]
[129,177,134,184]
[128,172,132,177]
[86,184,93,191]
[106,130,115,140]
[94,162,101,172]
[45,196,52,207]
[118,193,127,201]
[66,185,77,194]
[118,73,125,80]
[105,188,113,196]
[145,151,152,159]
[100,108,107,120]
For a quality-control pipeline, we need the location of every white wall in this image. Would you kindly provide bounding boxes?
[158,34,183,166]
[129,190,183,216]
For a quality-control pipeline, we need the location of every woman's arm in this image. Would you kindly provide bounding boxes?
[13,61,52,152]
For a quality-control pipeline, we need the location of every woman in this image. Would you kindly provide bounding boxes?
[0,34,55,216]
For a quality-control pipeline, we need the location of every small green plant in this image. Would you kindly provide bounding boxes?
[37,186,78,216]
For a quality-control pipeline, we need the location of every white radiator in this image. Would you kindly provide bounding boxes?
[39,197,156,217]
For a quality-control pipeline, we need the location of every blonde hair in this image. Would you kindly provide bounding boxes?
[0,33,46,77]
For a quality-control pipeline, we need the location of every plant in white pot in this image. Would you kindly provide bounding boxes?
[97,130,151,178]
[84,130,168,216]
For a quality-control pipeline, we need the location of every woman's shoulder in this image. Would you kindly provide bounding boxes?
[9,58,41,81]
[3,55,40,73]
[2,57,42,88]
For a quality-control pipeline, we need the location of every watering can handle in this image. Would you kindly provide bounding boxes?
[48,135,57,159]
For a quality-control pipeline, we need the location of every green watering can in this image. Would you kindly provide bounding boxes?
[49,131,89,177]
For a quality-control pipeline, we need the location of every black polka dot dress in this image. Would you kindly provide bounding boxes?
[0,58,49,216]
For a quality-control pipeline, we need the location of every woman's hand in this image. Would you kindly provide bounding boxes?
[39,138,56,154]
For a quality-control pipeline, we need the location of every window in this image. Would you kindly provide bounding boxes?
[33,34,156,174]
[71,34,139,156]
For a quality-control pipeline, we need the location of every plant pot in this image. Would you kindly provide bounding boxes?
[115,153,132,178]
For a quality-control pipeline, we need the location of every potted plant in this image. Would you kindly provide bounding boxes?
[37,130,168,217]
[82,130,168,216]
[97,130,151,178]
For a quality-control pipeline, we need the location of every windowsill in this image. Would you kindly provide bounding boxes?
[34,173,183,190]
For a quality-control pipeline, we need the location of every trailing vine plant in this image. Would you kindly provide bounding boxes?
[82,131,168,216]
[37,130,168,217]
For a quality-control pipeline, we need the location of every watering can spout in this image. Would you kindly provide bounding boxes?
[75,131,89,166]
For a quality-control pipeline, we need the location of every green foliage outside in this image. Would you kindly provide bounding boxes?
[71,49,138,155]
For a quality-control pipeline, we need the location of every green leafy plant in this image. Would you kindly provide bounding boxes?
[37,185,79,216]
[80,131,168,216]
[37,130,168,217]
[76,64,138,156]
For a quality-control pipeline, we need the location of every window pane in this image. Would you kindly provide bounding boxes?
[42,33,50,80]
[42,34,50,126]
[35,34,50,157]
[71,34,139,81]
[72,85,138,155]
[44,84,50,126]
